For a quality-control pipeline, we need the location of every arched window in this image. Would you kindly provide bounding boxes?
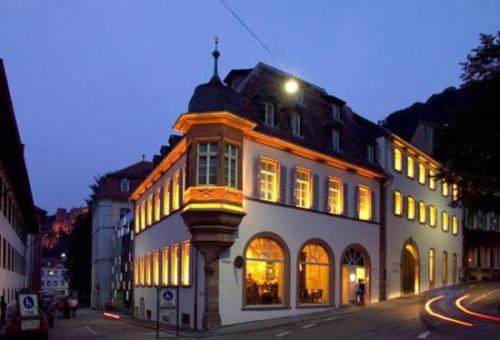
[298,242,330,304]
[245,236,285,306]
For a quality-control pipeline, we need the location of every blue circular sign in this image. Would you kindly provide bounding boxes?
[23,296,35,309]
[163,291,174,301]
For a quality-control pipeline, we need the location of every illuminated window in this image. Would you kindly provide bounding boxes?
[162,247,169,286]
[260,158,278,202]
[140,200,146,230]
[133,258,139,286]
[181,241,191,286]
[154,189,161,222]
[172,171,180,211]
[429,249,435,286]
[429,205,437,227]
[134,204,140,234]
[163,180,170,216]
[442,180,449,197]
[442,211,449,232]
[407,196,415,220]
[452,184,458,202]
[394,191,403,216]
[147,194,153,226]
[291,112,301,136]
[296,169,312,209]
[264,101,275,126]
[153,250,160,286]
[332,129,340,152]
[429,169,436,190]
[197,142,218,185]
[145,252,152,286]
[452,215,458,235]
[418,163,426,184]
[139,255,145,286]
[393,147,402,172]
[442,251,448,284]
[418,201,426,224]
[407,156,414,178]
[328,177,343,215]
[298,243,329,304]
[358,186,372,221]
[224,144,239,188]
[245,236,284,306]
[171,244,179,286]
[452,253,457,284]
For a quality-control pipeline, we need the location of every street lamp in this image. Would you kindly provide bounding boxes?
[284,79,299,94]
[60,253,67,260]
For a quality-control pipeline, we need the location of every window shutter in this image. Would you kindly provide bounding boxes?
[179,167,184,206]
[279,165,287,204]
[325,177,330,212]
[290,167,296,206]
[312,173,319,210]
[371,189,376,221]
[253,157,261,198]
[402,194,406,216]
[168,182,172,214]
[159,186,163,217]
[343,182,349,216]
[354,185,359,218]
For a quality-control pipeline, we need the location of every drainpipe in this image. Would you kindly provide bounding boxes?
[379,178,387,301]
[193,249,198,330]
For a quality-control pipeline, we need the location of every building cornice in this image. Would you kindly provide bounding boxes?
[389,133,442,169]
[173,111,257,134]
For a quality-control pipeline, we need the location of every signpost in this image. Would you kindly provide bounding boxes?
[17,293,41,331]
[156,287,179,338]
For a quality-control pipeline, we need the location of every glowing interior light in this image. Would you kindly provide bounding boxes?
[285,79,299,93]
[349,273,356,282]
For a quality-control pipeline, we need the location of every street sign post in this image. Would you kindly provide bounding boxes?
[157,287,179,338]
[17,293,41,331]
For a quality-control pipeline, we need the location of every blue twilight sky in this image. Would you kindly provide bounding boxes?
[0,1,499,214]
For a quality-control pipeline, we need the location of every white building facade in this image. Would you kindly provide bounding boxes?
[40,259,69,298]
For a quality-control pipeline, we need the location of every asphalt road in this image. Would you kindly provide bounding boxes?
[28,282,499,340]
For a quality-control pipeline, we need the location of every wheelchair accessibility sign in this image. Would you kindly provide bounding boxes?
[18,293,40,318]
[159,289,177,309]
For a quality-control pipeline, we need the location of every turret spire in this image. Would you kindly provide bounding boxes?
[211,35,221,83]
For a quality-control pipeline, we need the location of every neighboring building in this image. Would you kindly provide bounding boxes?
[0,59,37,303]
[129,45,463,330]
[26,206,47,292]
[40,258,69,298]
[91,161,152,310]
[110,211,135,314]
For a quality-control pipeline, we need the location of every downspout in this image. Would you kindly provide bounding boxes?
[379,178,387,301]
[193,249,198,329]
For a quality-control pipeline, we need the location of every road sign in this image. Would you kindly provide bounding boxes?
[18,294,40,318]
[159,289,177,309]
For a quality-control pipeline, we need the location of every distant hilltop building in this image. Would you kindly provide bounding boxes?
[41,207,88,250]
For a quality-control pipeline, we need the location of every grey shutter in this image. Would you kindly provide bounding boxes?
[325,177,331,212]
[290,167,296,206]
[354,185,359,218]
[279,165,288,204]
[253,157,261,198]
[371,189,376,221]
[312,173,319,210]
[343,182,348,216]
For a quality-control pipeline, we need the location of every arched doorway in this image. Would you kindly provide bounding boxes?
[139,297,145,319]
[401,239,420,295]
[340,244,371,305]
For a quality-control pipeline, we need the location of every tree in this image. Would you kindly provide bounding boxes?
[65,211,92,303]
[436,32,500,211]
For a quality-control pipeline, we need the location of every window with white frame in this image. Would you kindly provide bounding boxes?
[264,101,275,126]
[332,129,340,152]
[197,142,218,185]
[291,112,301,136]
[358,186,371,221]
[224,144,239,188]
[332,104,341,121]
[260,159,278,202]
[295,169,311,209]
[328,177,343,214]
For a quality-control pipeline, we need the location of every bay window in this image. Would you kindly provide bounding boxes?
[224,144,239,188]
[197,142,218,185]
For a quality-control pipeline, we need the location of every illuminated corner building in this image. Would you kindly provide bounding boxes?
[90,160,153,310]
[131,43,387,330]
[0,59,38,301]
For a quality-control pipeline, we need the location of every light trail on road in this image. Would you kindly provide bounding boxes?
[424,295,473,327]
[455,295,500,322]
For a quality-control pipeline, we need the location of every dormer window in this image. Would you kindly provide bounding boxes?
[291,112,301,137]
[332,104,341,121]
[332,128,340,152]
[367,145,375,163]
[264,101,275,126]
[120,178,130,192]
[296,90,304,105]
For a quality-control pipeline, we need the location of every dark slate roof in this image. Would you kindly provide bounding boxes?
[188,76,243,114]
[0,59,36,232]
[229,63,386,172]
[96,161,153,201]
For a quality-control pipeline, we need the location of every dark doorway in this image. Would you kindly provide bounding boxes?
[401,247,415,294]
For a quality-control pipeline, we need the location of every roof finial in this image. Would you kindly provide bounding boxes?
[141,154,145,161]
[211,35,221,82]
